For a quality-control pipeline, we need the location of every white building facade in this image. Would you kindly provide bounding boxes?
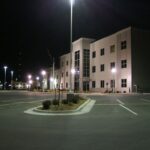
[48,27,150,93]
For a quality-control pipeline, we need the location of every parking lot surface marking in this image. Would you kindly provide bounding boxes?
[119,104,138,116]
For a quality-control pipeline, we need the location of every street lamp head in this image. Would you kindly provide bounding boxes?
[4,66,8,70]
[36,77,40,80]
[28,75,32,79]
[70,0,74,6]
[29,80,33,84]
[41,70,46,76]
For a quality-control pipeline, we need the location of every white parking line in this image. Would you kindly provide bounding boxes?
[95,104,118,106]
[119,104,138,116]
[141,98,150,102]
[116,99,125,105]
[0,99,48,107]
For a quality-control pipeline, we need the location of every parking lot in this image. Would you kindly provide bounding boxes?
[0,91,150,150]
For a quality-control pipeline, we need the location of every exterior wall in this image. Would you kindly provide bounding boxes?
[51,27,150,93]
[90,27,132,93]
[131,28,150,92]
[59,53,70,90]
[72,38,95,91]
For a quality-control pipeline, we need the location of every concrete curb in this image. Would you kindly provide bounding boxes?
[24,99,96,116]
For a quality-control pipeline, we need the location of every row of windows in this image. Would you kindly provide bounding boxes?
[92,60,127,73]
[61,60,69,67]
[92,79,127,88]
[92,41,127,58]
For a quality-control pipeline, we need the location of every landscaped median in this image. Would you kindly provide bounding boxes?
[24,96,96,116]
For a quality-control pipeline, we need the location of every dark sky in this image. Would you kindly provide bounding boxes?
[1,0,150,82]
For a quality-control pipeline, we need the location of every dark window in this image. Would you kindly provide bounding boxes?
[110,62,115,69]
[92,51,96,58]
[121,60,127,68]
[110,80,115,88]
[92,66,96,73]
[110,45,115,53]
[100,64,105,72]
[121,41,127,49]
[61,61,64,67]
[92,81,96,88]
[121,79,127,87]
[66,72,68,77]
[66,61,68,66]
[100,48,105,56]
[101,80,105,88]
[66,82,68,88]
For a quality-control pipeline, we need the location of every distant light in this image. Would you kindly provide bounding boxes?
[36,77,39,80]
[50,77,54,82]
[4,66,7,69]
[28,75,32,79]
[71,68,75,74]
[41,70,46,76]
[111,68,116,73]
[29,80,33,84]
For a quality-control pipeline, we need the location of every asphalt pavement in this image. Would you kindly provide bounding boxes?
[0,91,150,150]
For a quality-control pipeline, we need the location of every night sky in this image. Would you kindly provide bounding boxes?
[1,0,150,82]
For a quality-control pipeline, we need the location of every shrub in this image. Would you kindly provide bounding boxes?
[42,100,51,109]
[52,99,59,106]
[72,95,79,104]
[61,99,68,104]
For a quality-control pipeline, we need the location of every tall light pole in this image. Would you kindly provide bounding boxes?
[41,70,46,92]
[11,71,14,90]
[69,0,74,93]
[27,74,32,91]
[4,66,8,90]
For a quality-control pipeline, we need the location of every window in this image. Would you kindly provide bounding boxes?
[121,60,127,68]
[100,64,105,72]
[83,49,90,77]
[66,82,68,88]
[92,66,96,73]
[121,41,127,49]
[110,62,115,69]
[110,45,115,53]
[100,48,105,56]
[101,80,105,88]
[62,73,63,77]
[121,79,127,87]
[61,61,64,67]
[66,71,68,77]
[110,80,115,88]
[66,61,68,66]
[92,51,96,58]
[92,81,96,88]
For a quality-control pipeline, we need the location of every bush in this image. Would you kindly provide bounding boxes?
[72,95,79,104]
[61,99,68,104]
[52,99,59,106]
[42,100,51,109]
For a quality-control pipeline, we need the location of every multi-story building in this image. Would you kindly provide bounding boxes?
[49,27,150,93]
